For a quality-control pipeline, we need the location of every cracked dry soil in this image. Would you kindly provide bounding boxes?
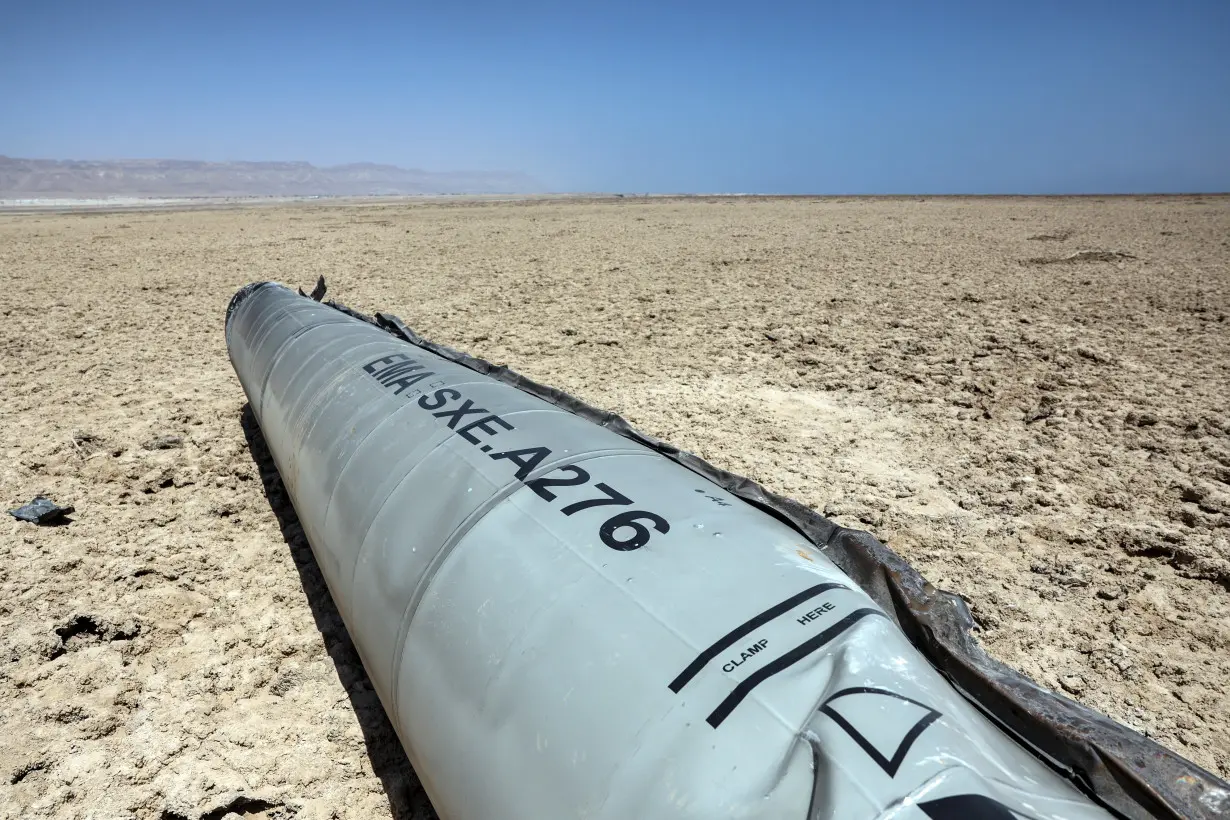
[1,195,1227,818]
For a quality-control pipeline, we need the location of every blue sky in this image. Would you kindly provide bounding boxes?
[2,0,1228,193]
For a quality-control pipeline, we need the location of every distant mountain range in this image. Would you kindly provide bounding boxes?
[0,156,543,197]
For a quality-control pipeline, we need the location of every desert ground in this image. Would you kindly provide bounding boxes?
[1,195,1227,819]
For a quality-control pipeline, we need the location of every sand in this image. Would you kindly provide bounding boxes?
[1,196,1227,819]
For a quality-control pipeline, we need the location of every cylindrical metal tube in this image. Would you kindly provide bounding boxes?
[226,282,1110,820]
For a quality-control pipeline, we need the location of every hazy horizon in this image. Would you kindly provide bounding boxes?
[4,0,1228,195]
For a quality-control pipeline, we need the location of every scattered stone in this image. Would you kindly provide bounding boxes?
[1028,228,1075,241]
[51,705,88,724]
[1092,490,1131,510]
[1025,249,1137,265]
[1059,673,1087,695]
[50,613,142,658]
[1180,485,1206,504]
[1125,410,1159,427]
[143,434,184,450]
[198,794,289,820]
[1076,346,1116,365]
[1026,394,1060,424]
[138,466,177,493]
[71,431,107,455]
[1066,250,1137,263]
[9,758,49,785]
[8,496,74,525]
[268,665,302,697]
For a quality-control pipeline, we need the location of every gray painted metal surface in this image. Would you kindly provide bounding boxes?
[227,282,1112,820]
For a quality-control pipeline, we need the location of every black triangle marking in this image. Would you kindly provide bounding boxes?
[818,686,942,777]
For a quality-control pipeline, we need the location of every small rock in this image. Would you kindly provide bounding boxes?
[1125,411,1159,427]
[1076,346,1116,365]
[269,665,302,697]
[1028,228,1075,242]
[1179,485,1206,503]
[1092,491,1130,510]
[1027,249,1136,265]
[8,758,50,785]
[142,435,183,450]
[1026,394,1060,424]
[1059,674,1086,695]
[71,431,107,454]
[138,466,176,493]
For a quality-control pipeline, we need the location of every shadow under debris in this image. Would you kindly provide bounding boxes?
[240,403,439,820]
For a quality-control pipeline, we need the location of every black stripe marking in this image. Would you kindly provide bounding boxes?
[668,583,848,694]
[919,794,1027,820]
[706,608,884,728]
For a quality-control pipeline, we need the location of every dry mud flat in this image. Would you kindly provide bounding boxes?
[1,196,1227,819]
